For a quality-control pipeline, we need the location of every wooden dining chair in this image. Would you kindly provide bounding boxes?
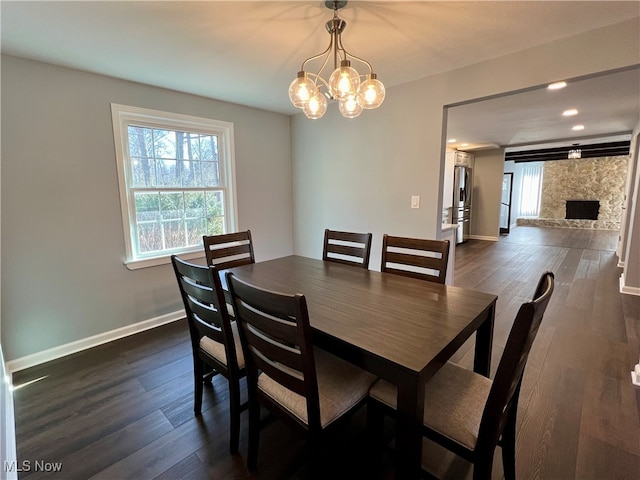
[380,234,450,284]
[226,272,377,471]
[171,255,248,454]
[368,271,555,480]
[322,228,373,269]
[203,230,255,270]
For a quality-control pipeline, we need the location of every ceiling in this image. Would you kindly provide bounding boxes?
[2,1,639,150]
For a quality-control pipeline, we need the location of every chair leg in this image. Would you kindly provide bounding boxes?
[473,451,495,480]
[228,377,241,455]
[501,412,517,480]
[308,433,325,480]
[247,398,261,470]
[366,400,386,452]
[193,358,204,415]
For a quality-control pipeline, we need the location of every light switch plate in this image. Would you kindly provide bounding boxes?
[411,195,420,209]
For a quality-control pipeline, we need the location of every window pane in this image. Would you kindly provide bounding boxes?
[180,160,197,187]
[202,160,221,186]
[157,159,180,187]
[135,192,160,222]
[205,191,225,235]
[137,222,162,253]
[189,135,202,160]
[160,192,184,220]
[128,126,153,158]
[163,220,185,249]
[153,130,176,159]
[200,135,218,161]
[131,158,156,187]
[185,191,205,218]
[186,218,206,246]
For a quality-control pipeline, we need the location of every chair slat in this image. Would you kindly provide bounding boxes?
[322,228,372,269]
[203,230,255,271]
[381,234,449,284]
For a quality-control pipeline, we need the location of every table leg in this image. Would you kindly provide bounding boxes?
[473,301,496,377]
[395,372,425,479]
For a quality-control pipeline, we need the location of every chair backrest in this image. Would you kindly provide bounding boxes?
[203,230,255,270]
[171,255,239,370]
[225,272,322,430]
[478,271,555,449]
[322,229,373,269]
[380,234,450,284]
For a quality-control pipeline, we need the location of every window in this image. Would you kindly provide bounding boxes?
[111,104,237,269]
[518,162,544,217]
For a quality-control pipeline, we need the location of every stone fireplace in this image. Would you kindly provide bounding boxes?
[517,155,627,230]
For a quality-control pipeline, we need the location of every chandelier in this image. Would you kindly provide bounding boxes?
[568,149,582,159]
[288,0,385,119]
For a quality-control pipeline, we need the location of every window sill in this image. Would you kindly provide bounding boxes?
[125,250,205,270]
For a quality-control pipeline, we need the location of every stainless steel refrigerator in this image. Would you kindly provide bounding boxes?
[452,166,472,244]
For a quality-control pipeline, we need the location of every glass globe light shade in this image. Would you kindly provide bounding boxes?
[339,95,363,118]
[303,92,328,119]
[329,61,361,100]
[288,71,318,108]
[357,74,385,109]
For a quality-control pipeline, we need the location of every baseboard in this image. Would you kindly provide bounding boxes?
[6,310,185,374]
[468,235,499,242]
[619,274,640,297]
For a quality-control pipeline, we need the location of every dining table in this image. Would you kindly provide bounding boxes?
[224,255,497,479]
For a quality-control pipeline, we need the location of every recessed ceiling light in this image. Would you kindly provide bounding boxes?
[548,81,567,90]
[572,125,585,131]
[563,109,578,116]
[461,143,469,147]
[447,138,457,143]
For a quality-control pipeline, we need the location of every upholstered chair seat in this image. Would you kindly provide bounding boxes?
[258,348,376,428]
[369,361,491,450]
[199,321,246,370]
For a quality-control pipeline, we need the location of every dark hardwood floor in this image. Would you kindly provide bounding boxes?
[12,226,640,479]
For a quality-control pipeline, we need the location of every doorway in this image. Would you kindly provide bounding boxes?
[500,173,513,235]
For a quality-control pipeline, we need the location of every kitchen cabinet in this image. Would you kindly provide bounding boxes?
[453,150,474,167]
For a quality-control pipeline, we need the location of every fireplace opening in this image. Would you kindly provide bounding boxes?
[565,200,599,220]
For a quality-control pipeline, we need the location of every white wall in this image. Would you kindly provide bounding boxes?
[292,19,640,272]
[620,122,640,294]
[1,56,293,362]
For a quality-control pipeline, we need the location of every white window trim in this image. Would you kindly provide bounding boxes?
[111,104,238,270]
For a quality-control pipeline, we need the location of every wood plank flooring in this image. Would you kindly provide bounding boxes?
[11,226,640,479]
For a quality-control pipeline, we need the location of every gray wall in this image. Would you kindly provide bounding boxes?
[292,20,640,272]
[1,56,293,361]
[470,149,506,240]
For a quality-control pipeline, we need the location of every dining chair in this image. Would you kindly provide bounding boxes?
[171,255,247,454]
[203,230,255,270]
[380,234,450,284]
[225,272,377,471]
[322,228,373,269]
[368,271,555,480]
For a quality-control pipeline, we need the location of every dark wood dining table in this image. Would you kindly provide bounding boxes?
[224,255,497,479]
